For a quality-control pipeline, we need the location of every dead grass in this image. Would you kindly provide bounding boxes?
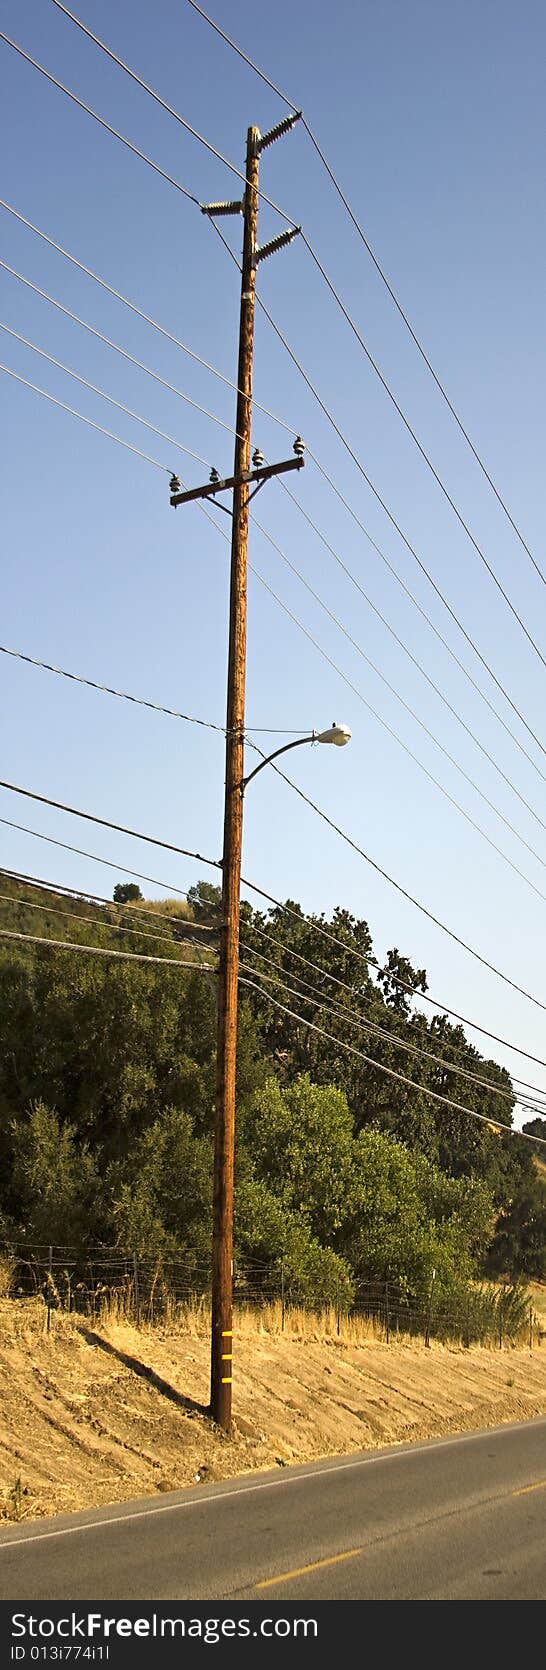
[0,1296,544,1526]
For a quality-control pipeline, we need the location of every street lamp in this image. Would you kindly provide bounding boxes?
[242,721,352,791]
[211,718,351,1431]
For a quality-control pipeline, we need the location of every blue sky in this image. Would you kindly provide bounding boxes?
[1,0,546,1122]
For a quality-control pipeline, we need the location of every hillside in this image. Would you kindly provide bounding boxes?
[1,1300,545,1526]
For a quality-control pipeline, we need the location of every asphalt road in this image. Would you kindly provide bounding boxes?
[1,1417,545,1600]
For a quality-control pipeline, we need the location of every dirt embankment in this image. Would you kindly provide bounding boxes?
[1,1300,545,1525]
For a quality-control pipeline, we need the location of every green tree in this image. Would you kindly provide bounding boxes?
[10,1102,100,1246]
[113,883,143,904]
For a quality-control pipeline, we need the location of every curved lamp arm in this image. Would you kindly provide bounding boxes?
[242,733,316,792]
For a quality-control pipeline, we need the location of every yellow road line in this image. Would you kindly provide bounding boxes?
[512,1479,546,1497]
[255,1547,362,1590]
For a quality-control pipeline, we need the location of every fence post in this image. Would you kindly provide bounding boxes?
[281,1258,285,1333]
[385,1279,390,1345]
[424,1268,436,1348]
[529,1303,533,1353]
[133,1252,140,1327]
[499,1294,503,1350]
[46,1246,52,1334]
[336,1279,341,1337]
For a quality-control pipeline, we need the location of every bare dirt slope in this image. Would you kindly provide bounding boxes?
[1,1300,545,1525]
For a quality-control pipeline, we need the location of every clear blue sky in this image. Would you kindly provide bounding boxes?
[2,0,546,1123]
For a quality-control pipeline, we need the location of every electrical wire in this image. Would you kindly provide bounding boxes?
[0,320,210,470]
[239,938,546,1109]
[239,975,546,1148]
[0,816,207,900]
[5,192,546,798]
[4,205,545,800]
[48,1,298,226]
[277,475,546,828]
[0,781,220,871]
[3,813,546,1074]
[0,362,169,472]
[203,495,546,908]
[0,865,218,934]
[303,451,546,787]
[243,908,546,1075]
[0,925,213,969]
[0,259,241,446]
[0,199,297,442]
[0,643,312,736]
[8,27,545,742]
[5,764,546,1020]
[0,646,228,732]
[211,218,546,766]
[0,886,213,953]
[186,0,546,591]
[249,505,546,881]
[0,32,201,204]
[238,751,546,1017]
[302,233,546,654]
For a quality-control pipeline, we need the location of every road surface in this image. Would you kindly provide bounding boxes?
[1,1417,545,1600]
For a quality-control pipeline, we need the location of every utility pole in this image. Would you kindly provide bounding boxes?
[211,122,259,1431]
[170,113,303,1431]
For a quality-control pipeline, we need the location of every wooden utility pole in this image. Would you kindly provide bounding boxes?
[210,125,260,1431]
[169,112,303,1433]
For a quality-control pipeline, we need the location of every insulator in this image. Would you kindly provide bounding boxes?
[293,436,305,457]
[209,467,220,484]
[170,474,181,493]
[201,200,243,217]
[252,447,265,469]
[255,226,301,264]
[258,112,302,152]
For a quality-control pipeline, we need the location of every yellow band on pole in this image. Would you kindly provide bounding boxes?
[221,1376,232,1384]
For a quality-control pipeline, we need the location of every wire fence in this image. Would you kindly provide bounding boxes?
[3,1245,542,1350]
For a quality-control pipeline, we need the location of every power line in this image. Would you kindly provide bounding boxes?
[0,924,213,970]
[0,781,220,872]
[4,771,546,1012]
[240,752,546,1017]
[0,32,201,204]
[302,451,546,788]
[3,917,542,1139]
[302,233,546,645]
[0,886,211,953]
[186,0,546,593]
[249,505,546,884]
[0,320,210,470]
[239,975,546,1149]
[48,1,298,226]
[0,865,218,934]
[4,813,546,1073]
[10,866,538,1109]
[0,362,169,472]
[0,258,241,447]
[240,937,546,1109]
[0,816,209,900]
[6,195,546,794]
[8,27,545,736]
[0,646,228,732]
[199,491,546,896]
[211,218,546,766]
[277,475,546,833]
[0,199,296,442]
[0,643,312,737]
[243,921,546,1088]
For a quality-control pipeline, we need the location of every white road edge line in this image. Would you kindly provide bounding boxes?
[1,1418,544,1552]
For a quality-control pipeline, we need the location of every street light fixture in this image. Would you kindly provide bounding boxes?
[242,722,352,791]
